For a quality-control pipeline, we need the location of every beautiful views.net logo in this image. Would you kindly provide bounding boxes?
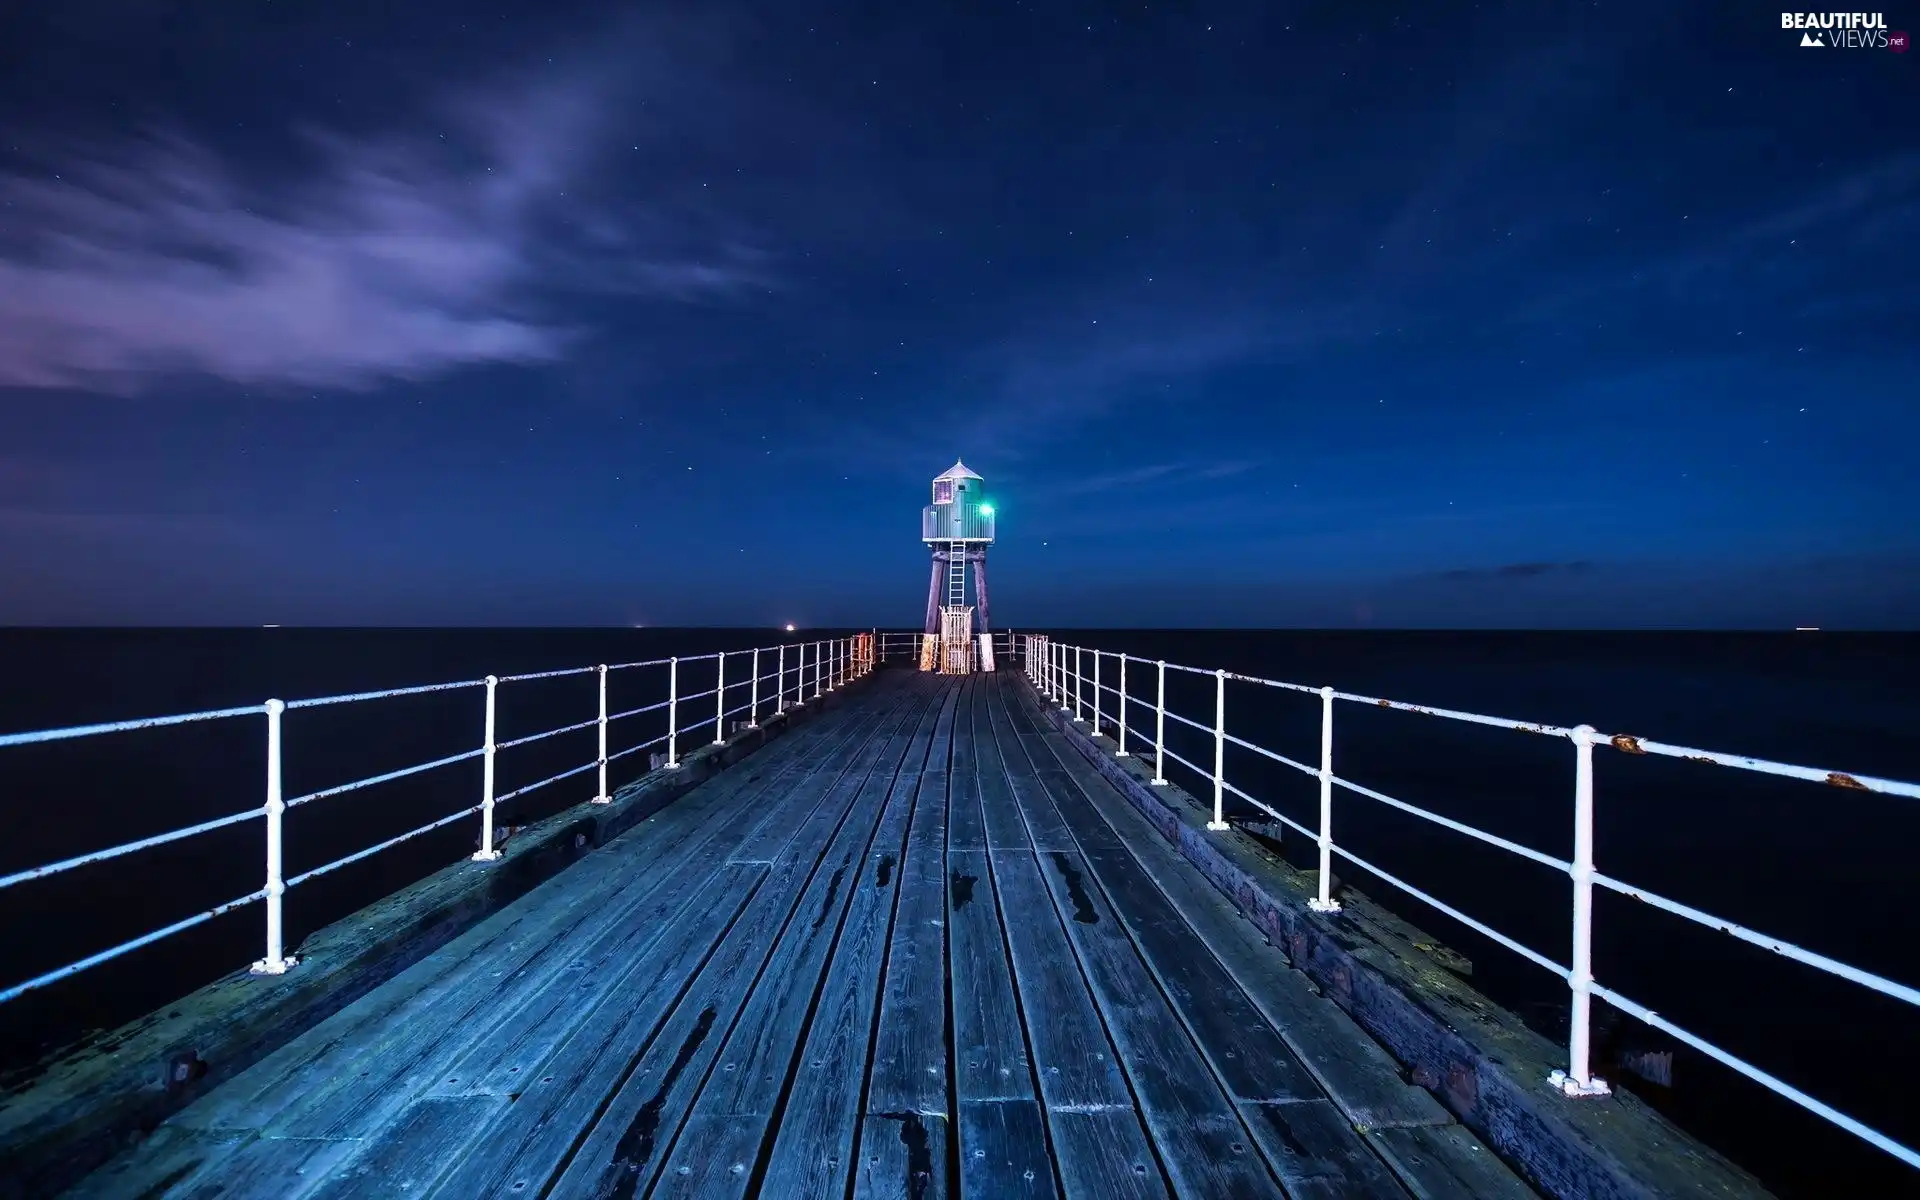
[1781,11,1908,49]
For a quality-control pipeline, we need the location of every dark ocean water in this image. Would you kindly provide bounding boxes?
[0,627,1914,1198]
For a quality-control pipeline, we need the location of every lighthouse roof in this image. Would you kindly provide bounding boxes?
[935,459,983,482]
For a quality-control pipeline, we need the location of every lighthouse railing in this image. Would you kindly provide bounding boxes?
[1024,636,1920,1173]
[0,636,871,1008]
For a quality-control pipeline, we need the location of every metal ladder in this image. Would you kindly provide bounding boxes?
[946,540,968,608]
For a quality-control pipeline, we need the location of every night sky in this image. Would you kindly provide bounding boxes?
[0,2,1913,628]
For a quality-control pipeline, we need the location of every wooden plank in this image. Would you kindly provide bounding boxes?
[996,691,1122,853]
[945,849,1055,1200]
[1044,1111,1170,1200]
[945,680,987,851]
[1015,681,1540,1200]
[421,864,766,1200]
[726,683,923,864]
[1029,847,1283,1198]
[1238,1099,1413,1200]
[985,679,1077,851]
[416,690,923,1110]
[264,801,773,1141]
[433,688,936,1198]
[305,1096,507,1200]
[1014,698,1462,1133]
[755,693,944,1198]
[648,696,936,1200]
[854,1111,949,1200]
[1365,1125,1540,1200]
[987,853,1166,1200]
[547,686,937,1199]
[957,1098,1055,1200]
[945,849,1032,1106]
[166,1134,360,1200]
[1075,847,1322,1102]
[972,683,1038,850]
[62,1126,249,1200]
[853,686,959,1200]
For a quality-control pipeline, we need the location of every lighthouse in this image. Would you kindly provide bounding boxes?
[920,460,996,673]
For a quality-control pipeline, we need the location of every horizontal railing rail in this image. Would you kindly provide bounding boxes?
[1021,634,1920,1172]
[0,635,877,1008]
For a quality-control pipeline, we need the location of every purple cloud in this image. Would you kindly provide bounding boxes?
[0,73,766,393]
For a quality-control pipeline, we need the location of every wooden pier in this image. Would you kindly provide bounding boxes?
[55,671,1539,1199]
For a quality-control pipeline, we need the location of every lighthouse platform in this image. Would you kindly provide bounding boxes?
[0,649,1814,1198]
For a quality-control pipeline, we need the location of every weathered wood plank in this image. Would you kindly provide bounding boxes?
[1010,682,1459,1133]
[862,687,957,1120]
[170,1134,360,1200]
[944,850,1031,1106]
[853,1111,949,1200]
[985,678,1077,851]
[1030,846,1283,1198]
[650,700,936,1200]
[987,853,1165,1200]
[1365,1124,1540,1200]
[1076,846,1323,1103]
[1013,682,1541,1200]
[422,865,765,1200]
[957,1098,1055,1200]
[945,680,987,851]
[306,1096,506,1200]
[1045,1110,1169,1200]
[444,688,937,1199]
[1238,1099,1412,1200]
[852,687,957,1200]
[262,801,771,1141]
[61,1126,249,1200]
[551,687,937,1199]
[756,694,946,1198]
[972,684,1037,851]
[416,690,923,1112]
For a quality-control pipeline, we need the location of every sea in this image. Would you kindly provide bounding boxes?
[0,627,1914,1198]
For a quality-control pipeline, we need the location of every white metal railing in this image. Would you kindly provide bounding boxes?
[0,636,874,1005]
[872,629,1017,666]
[1022,635,1920,1172]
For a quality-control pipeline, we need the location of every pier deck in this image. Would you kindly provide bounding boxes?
[68,671,1534,1199]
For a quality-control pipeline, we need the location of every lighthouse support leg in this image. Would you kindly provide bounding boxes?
[921,553,944,671]
[972,553,994,671]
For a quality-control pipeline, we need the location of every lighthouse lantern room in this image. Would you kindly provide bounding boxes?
[920,459,996,673]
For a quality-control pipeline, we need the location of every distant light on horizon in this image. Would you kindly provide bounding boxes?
[785,622,797,632]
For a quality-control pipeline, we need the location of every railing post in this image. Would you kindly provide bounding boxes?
[714,652,727,745]
[665,658,681,768]
[749,647,761,727]
[1553,725,1611,1097]
[1152,661,1168,785]
[591,665,611,804]
[1206,669,1229,830]
[815,642,824,698]
[1116,656,1129,757]
[1091,651,1104,737]
[473,676,502,861]
[250,698,295,975]
[1309,686,1340,912]
[1073,647,1085,721]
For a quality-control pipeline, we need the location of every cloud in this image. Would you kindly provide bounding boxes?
[1429,560,1599,584]
[0,63,768,394]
